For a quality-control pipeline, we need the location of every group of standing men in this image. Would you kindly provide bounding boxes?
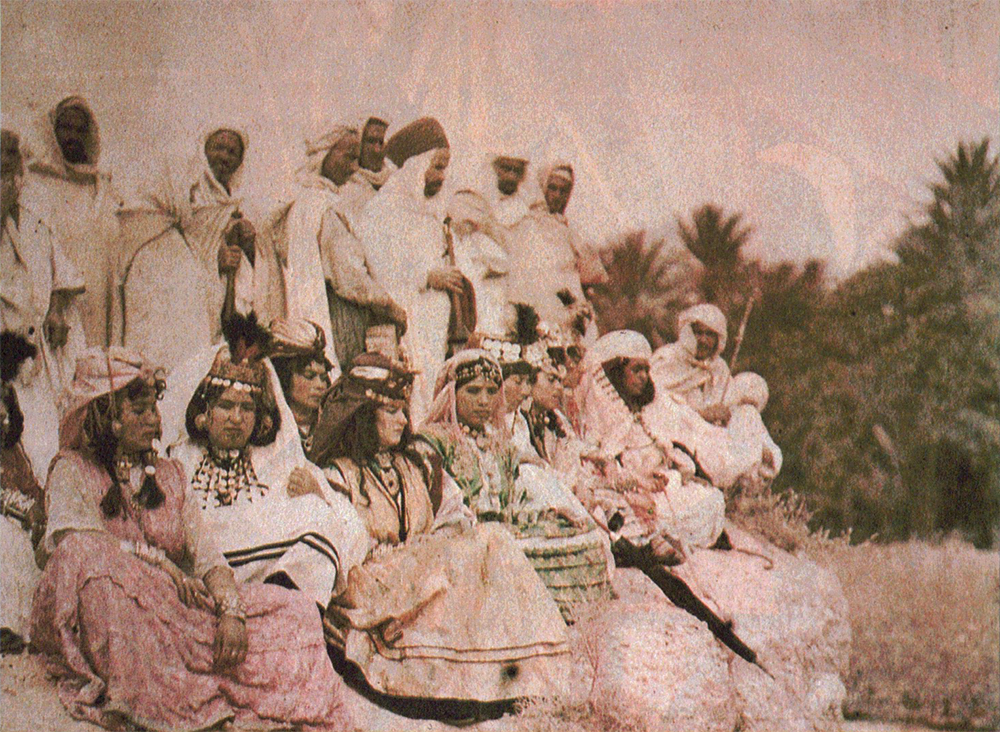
[1,100,609,473]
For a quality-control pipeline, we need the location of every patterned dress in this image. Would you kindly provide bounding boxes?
[418,424,613,620]
[30,449,353,731]
[324,448,570,702]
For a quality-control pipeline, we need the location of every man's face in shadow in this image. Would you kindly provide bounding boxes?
[54,107,91,165]
[493,156,526,197]
[359,121,388,173]
[424,148,450,198]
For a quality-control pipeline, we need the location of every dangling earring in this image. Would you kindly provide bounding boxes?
[194,413,208,430]
[111,420,123,437]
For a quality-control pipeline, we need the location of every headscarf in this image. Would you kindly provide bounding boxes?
[575,330,652,457]
[269,317,331,370]
[649,304,731,408]
[452,151,531,229]
[27,96,105,181]
[307,353,415,467]
[59,347,159,450]
[422,349,507,434]
[295,124,359,193]
[138,123,250,226]
[383,117,448,170]
[533,160,574,218]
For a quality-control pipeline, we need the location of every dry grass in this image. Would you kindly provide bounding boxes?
[731,478,998,730]
[727,476,844,553]
[819,538,1000,730]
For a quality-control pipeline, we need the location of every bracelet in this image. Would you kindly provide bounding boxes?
[215,592,247,622]
[120,539,167,567]
[1,488,34,523]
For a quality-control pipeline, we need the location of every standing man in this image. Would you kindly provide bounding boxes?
[115,125,257,375]
[358,117,460,421]
[515,161,606,343]
[264,124,405,372]
[1,128,84,473]
[341,116,393,227]
[447,152,532,335]
[23,96,123,347]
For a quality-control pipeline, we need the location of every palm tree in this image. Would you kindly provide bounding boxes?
[589,230,700,347]
[678,204,753,268]
[677,204,757,356]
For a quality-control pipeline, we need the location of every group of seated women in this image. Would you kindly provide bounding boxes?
[0,302,781,731]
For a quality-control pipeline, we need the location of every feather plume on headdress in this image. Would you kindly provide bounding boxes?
[222,312,271,365]
[512,303,541,346]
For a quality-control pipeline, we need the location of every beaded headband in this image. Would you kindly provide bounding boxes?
[204,350,267,395]
[347,360,413,408]
[454,357,502,388]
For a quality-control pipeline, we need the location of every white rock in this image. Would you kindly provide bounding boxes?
[579,570,738,732]
[673,523,851,731]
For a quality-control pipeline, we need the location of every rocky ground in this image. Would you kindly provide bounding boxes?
[2,523,859,732]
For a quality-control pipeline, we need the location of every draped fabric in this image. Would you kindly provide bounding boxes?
[113,125,256,375]
[358,149,452,422]
[574,331,725,549]
[163,344,368,606]
[23,96,124,347]
[649,303,732,412]
[1,211,86,475]
[31,450,354,732]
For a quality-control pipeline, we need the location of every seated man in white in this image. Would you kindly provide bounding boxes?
[648,304,781,490]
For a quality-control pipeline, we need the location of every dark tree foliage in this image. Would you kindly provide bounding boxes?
[590,230,700,348]
[597,139,999,547]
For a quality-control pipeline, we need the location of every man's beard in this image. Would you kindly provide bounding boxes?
[497,180,519,196]
[60,140,89,165]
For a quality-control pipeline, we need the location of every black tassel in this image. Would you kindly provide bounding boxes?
[1,331,37,384]
[512,303,540,345]
[221,311,271,363]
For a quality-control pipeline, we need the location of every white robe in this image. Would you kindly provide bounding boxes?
[358,150,452,422]
[115,163,255,375]
[1,211,85,474]
[577,359,726,549]
[274,183,345,372]
[23,98,124,348]
[165,356,367,606]
[511,205,599,341]
[447,181,530,336]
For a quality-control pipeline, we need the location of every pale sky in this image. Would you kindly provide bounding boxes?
[2,0,997,277]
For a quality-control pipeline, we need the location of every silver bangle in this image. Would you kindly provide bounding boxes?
[215,592,247,622]
[1,488,34,523]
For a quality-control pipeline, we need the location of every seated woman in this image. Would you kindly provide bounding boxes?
[31,348,352,731]
[307,354,570,703]
[167,317,367,610]
[648,304,781,490]
[269,317,333,454]
[576,330,726,555]
[419,349,611,619]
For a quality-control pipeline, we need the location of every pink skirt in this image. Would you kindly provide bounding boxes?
[31,531,353,731]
